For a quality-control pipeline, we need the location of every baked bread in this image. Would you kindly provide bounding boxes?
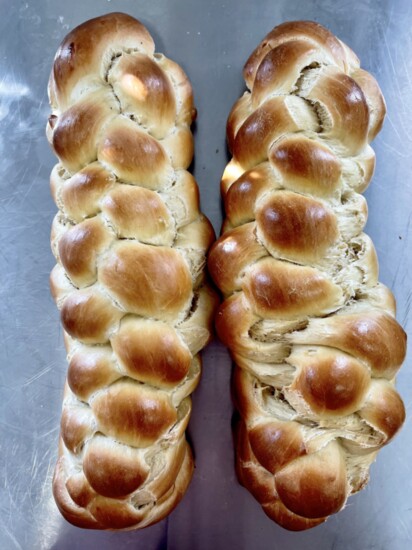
[47,12,217,530]
[208,21,406,531]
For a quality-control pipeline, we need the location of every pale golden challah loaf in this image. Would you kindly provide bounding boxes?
[208,21,406,531]
[47,12,217,530]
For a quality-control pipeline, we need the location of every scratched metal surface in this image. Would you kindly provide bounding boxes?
[0,0,411,548]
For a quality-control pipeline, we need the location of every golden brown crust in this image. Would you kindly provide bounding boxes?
[243,258,344,318]
[231,96,319,169]
[109,53,177,139]
[243,21,350,89]
[83,436,150,498]
[350,68,387,140]
[53,436,194,530]
[289,348,370,417]
[90,382,178,447]
[249,421,307,474]
[208,223,267,295]
[101,186,174,244]
[51,90,118,173]
[99,242,192,320]
[97,118,174,187]
[209,21,405,531]
[288,310,407,379]
[60,404,95,454]
[274,442,348,519]
[67,347,119,401]
[49,13,155,110]
[58,217,114,287]
[359,380,406,444]
[111,318,192,388]
[48,13,217,530]
[256,191,339,262]
[60,290,123,344]
[269,137,342,196]
[235,419,326,531]
[54,163,116,223]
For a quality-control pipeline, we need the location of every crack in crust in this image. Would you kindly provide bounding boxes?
[208,20,406,531]
[47,13,218,531]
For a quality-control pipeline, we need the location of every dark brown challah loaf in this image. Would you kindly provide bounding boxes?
[47,12,217,530]
[208,21,406,531]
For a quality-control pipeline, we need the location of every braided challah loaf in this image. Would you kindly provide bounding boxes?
[47,13,217,530]
[208,21,407,531]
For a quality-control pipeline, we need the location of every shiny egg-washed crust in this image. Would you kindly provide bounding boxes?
[47,13,218,530]
[208,21,406,531]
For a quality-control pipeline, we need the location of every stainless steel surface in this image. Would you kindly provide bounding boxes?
[0,0,411,548]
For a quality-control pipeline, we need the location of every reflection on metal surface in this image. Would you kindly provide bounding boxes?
[0,0,411,549]
[0,80,30,98]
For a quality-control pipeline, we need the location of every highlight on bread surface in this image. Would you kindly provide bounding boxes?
[208,20,406,531]
[47,12,218,530]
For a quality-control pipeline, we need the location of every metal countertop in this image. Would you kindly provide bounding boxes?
[0,0,411,548]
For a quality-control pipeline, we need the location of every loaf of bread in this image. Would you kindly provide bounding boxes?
[208,21,406,531]
[47,12,217,530]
